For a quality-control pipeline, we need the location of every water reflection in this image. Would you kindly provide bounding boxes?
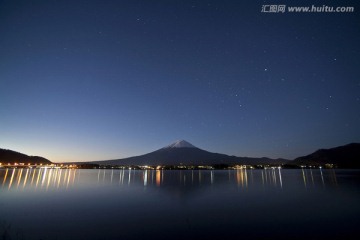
[236,168,247,187]
[299,168,338,188]
[260,168,283,188]
[0,168,340,191]
[156,170,161,186]
[1,168,77,190]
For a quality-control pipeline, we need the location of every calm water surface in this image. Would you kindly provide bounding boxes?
[0,168,359,240]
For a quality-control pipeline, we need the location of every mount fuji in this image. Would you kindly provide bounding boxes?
[92,140,288,166]
[164,140,196,149]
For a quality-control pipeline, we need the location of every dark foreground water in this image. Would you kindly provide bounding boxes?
[0,168,359,240]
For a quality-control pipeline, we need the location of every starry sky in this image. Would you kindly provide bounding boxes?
[1,0,360,162]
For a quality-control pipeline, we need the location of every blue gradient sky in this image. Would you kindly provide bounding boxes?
[1,0,360,162]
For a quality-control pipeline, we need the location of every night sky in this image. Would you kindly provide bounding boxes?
[1,0,359,162]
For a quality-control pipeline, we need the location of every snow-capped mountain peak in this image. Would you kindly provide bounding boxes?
[164,140,196,149]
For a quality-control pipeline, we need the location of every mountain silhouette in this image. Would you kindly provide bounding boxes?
[292,143,360,168]
[0,148,52,164]
[92,140,288,166]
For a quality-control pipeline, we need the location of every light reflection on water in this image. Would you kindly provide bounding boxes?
[0,168,340,191]
[1,168,78,190]
[0,168,359,240]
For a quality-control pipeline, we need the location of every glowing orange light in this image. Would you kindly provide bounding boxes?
[156,170,161,187]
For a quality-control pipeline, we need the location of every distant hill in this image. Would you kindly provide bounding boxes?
[92,140,288,166]
[292,143,360,168]
[0,148,52,164]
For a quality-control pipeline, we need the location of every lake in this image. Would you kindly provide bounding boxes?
[0,168,359,240]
